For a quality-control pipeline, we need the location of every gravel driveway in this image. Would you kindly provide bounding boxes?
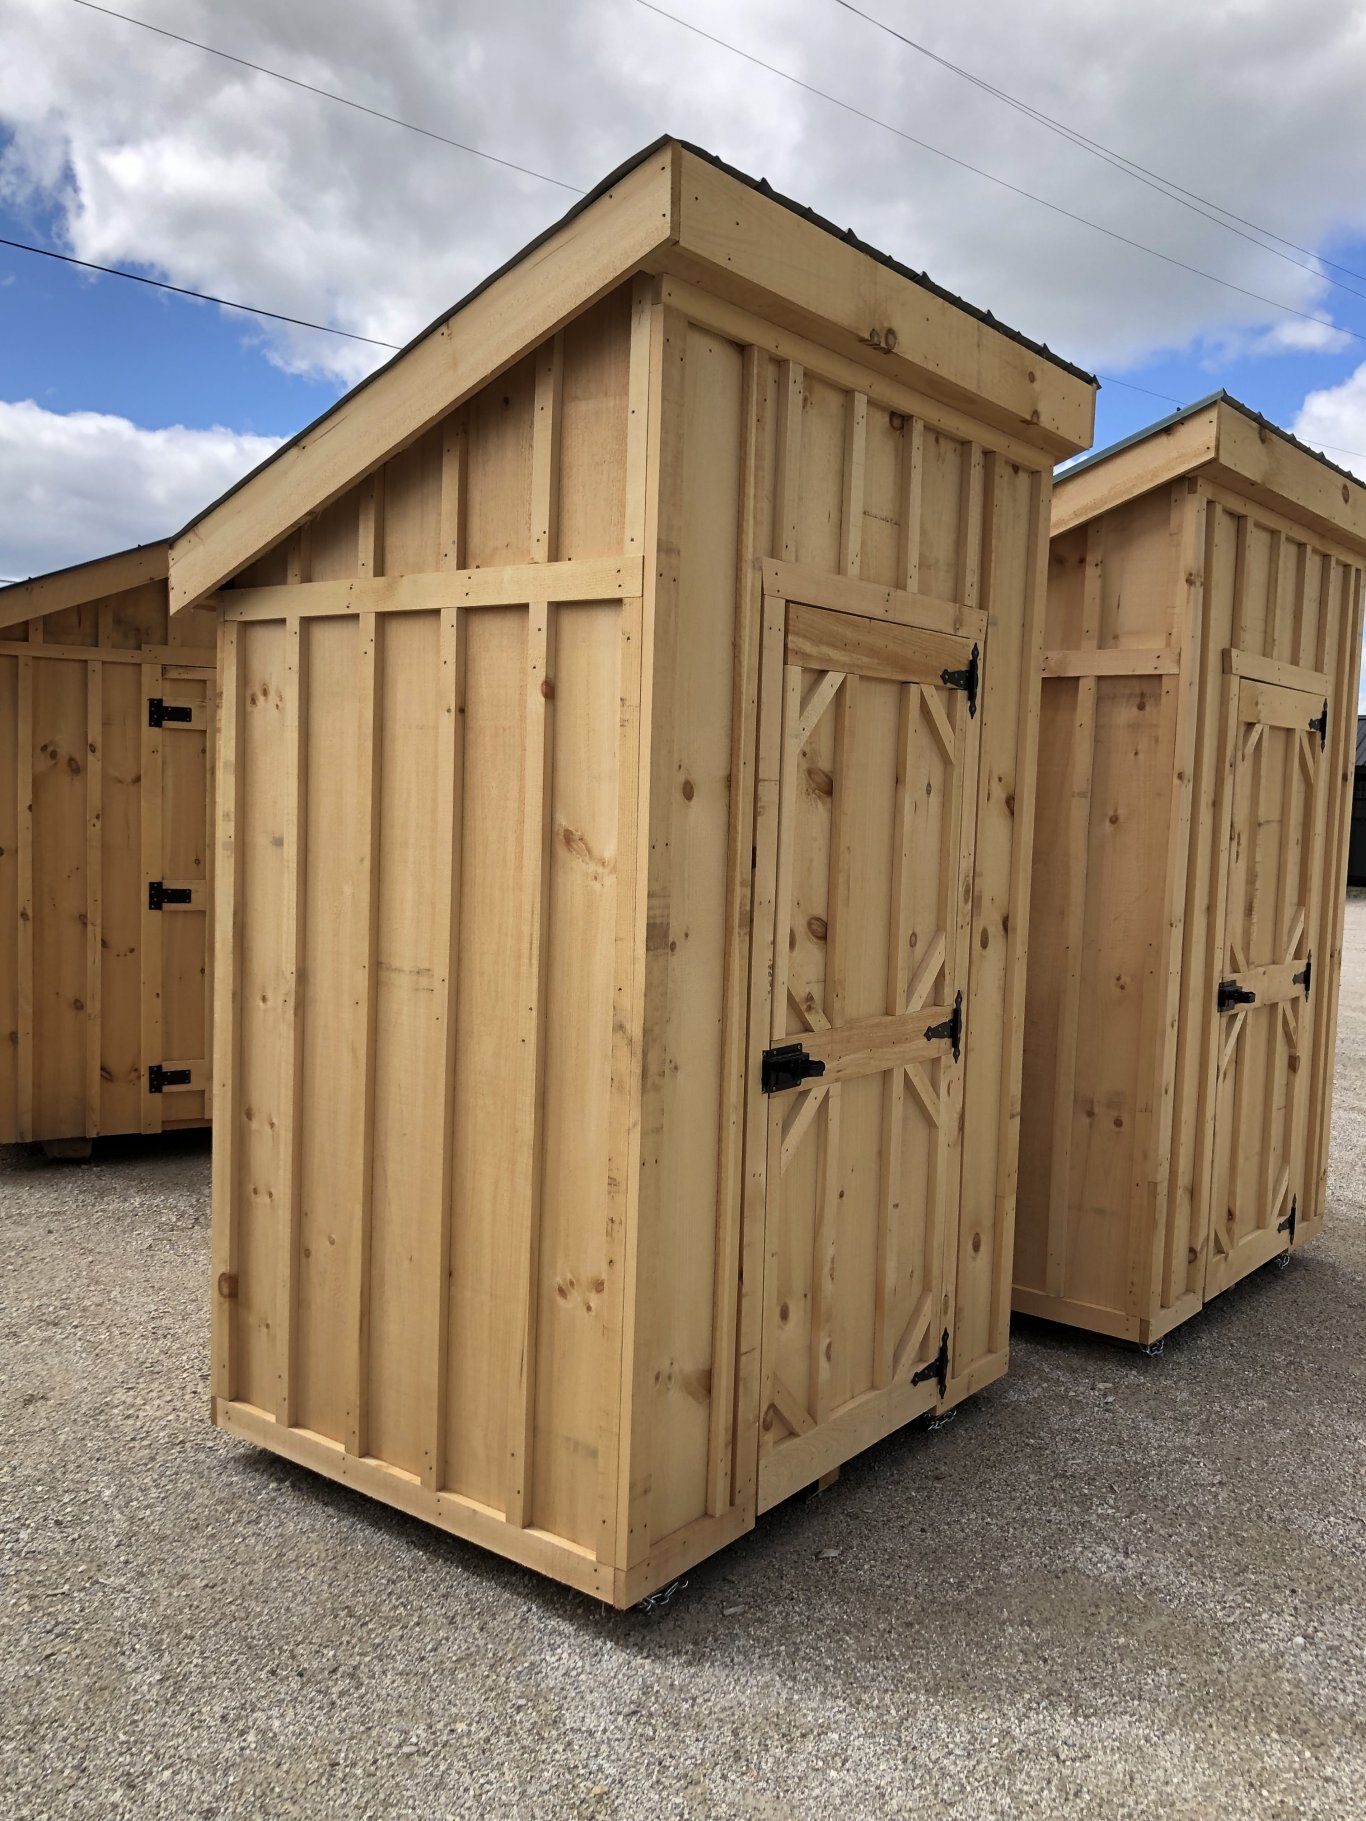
[5,904,1366,1821]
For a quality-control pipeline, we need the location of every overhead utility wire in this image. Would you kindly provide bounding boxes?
[833,0,1366,299]
[71,0,585,195]
[0,235,401,347]
[637,4,1366,352]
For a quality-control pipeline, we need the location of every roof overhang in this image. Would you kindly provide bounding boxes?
[1053,394,1366,556]
[170,138,1096,613]
[0,540,168,634]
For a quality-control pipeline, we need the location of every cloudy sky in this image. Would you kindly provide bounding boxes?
[5,0,1366,591]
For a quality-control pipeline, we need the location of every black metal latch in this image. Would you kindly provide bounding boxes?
[761,1042,826,1095]
[1308,700,1328,751]
[148,1064,192,1094]
[148,881,193,911]
[1217,980,1256,1014]
[1293,950,1312,1000]
[148,697,193,728]
[1278,1195,1297,1244]
[940,644,980,719]
[925,989,964,1063]
[912,1328,950,1400]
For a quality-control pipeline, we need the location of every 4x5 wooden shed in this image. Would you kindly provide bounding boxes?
[0,544,214,1152]
[173,137,1096,1604]
[1017,394,1366,1344]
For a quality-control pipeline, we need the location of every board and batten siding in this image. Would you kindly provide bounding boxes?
[1017,467,1366,1342]
[0,578,214,1145]
[210,271,1057,1602]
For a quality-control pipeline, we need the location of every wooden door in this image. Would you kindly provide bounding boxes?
[141,664,213,1130]
[755,599,982,1513]
[1204,666,1325,1297]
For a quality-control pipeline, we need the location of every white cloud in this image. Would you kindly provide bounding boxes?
[3,0,1366,386]
[0,399,280,577]
[1293,367,1366,481]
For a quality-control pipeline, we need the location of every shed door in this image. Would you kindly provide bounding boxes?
[756,600,981,1513]
[1205,670,1324,1298]
[140,665,213,1130]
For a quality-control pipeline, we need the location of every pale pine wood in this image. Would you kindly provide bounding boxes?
[1021,410,1366,1343]
[194,160,1090,1604]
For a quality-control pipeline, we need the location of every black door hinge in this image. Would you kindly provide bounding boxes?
[761,1041,826,1095]
[1308,700,1328,751]
[148,881,193,911]
[1278,1195,1297,1244]
[940,644,980,718]
[912,1328,950,1400]
[1217,979,1256,1014]
[925,989,964,1063]
[148,1064,192,1094]
[1293,950,1312,1000]
[148,697,192,728]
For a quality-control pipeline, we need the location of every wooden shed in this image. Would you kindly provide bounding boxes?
[1017,394,1366,1345]
[0,544,215,1153]
[172,137,1096,1604]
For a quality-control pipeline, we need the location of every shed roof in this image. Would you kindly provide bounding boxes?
[0,540,168,634]
[169,135,1097,611]
[1053,390,1366,553]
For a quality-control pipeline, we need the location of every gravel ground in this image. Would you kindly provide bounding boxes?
[5,908,1366,1821]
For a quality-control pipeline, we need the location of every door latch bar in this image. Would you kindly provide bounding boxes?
[761,1042,826,1096]
[1217,980,1256,1014]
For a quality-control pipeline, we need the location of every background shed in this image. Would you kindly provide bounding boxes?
[175,138,1096,1604]
[1017,395,1366,1344]
[1349,715,1366,888]
[0,546,215,1151]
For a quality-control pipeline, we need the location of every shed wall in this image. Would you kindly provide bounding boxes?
[1017,473,1365,1340]
[0,581,213,1144]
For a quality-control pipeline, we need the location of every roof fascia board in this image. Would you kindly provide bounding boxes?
[1051,408,1220,537]
[1211,401,1366,555]
[665,147,1096,460]
[0,542,168,632]
[168,147,679,612]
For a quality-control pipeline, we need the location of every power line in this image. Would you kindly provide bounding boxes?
[72,0,584,195]
[637,3,1366,350]
[832,0,1366,301]
[0,234,400,347]
[1094,373,1185,406]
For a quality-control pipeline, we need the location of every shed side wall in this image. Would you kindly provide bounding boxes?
[0,581,213,1143]
[212,283,646,1596]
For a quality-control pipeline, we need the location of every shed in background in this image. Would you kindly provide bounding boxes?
[1017,395,1366,1344]
[1348,715,1366,888]
[0,545,214,1153]
[174,137,1096,1604]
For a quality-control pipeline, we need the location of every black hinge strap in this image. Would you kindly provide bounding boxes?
[148,882,193,911]
[912,1329,950,1400]
[1293,951,1312,1000]
[1308,700,1328,751]
[940,643,980,718]
[761,1042,826,1096]
[148,1064,192,1094]
[924,989,964,1063]
[1217,979,1256,1014]
[1278,1195,1297,1244]
[148,697,193,728]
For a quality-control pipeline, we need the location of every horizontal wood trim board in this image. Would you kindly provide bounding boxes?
[1042,647,1179,678]
[786,601,972,682]
[217,556,645,622]
[764,559,987,642]
[758,1373,940,1514]
[0,543,169,630]
[215,1400,615,1600]
[1223,647,1329,696]
[0,641,214,667]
